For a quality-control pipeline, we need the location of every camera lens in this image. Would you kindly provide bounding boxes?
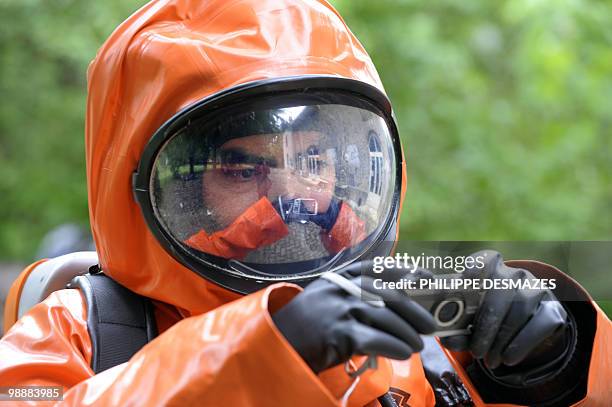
[433,298,464,328]
[438,301,459,323]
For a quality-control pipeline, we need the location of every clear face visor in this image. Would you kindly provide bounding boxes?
[150,97,397,280]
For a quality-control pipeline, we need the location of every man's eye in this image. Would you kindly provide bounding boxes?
[221,166,256,181]
[239,168,255,179]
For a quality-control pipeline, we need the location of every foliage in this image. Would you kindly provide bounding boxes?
[332,0,612,243]
[0,0,144,259]
[0,0,610,268]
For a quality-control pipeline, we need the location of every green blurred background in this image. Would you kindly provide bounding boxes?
[0,0,610,313]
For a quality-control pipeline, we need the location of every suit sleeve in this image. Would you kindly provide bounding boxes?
[185,197,289,259]
[321,202,367,254]
[0,284,339,407]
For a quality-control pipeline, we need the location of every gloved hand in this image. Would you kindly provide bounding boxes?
[272,261,437,373]
[272,196,341,231]
[421,336,474,407]
[441,251,569,370]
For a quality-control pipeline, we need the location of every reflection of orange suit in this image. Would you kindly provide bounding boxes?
[185,197,367,259]
[1,1,609,406]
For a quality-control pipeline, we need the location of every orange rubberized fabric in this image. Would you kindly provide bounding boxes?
[0,290,93,393]
[0,284,433,406]
[322,202,367,254]
[1,281,609,406]
[0,285,340,406]
[185,197,289,259]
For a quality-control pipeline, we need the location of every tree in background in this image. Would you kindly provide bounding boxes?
[0,0,610,259]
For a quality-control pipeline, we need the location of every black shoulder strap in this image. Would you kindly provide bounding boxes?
[69,273,158,374]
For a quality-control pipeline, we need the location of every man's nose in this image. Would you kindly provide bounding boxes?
[267,169,299,199]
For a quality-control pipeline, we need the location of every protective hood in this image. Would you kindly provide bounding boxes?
[86,0,403,313]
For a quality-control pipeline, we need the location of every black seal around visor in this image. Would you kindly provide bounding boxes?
[133,75,403,294]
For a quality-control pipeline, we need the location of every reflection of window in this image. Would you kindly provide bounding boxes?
[307,145,319,175]
[368,132,383,195]
[295,152,305,174]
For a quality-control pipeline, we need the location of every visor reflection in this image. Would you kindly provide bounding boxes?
[151,103,396,276]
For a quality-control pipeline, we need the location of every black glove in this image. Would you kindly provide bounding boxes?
[441,251,569,370]
[421,336,474,407]
[272,261,437,373]
[272,196,341,231]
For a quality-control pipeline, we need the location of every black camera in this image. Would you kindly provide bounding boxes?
[406,274,486,337]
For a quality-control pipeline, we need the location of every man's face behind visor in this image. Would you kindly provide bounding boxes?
[205,130,336,231]
[142,88,399,284]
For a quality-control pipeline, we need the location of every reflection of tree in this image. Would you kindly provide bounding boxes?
[160,109,295,181]
[160,131,208,181]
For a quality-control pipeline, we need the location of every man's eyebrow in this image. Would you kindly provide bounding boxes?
[219,147,278,166]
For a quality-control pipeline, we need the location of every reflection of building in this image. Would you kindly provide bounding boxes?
[368,131,383,195]
[307,145,320,176]
[282,130,324,179]
[281,105,393,232]
[366,131,384,212]
[157,103,395,265]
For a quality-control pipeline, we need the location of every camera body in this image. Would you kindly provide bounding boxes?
[406,274,486,337]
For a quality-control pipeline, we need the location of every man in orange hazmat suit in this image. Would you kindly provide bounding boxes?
[1,1,610,406]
